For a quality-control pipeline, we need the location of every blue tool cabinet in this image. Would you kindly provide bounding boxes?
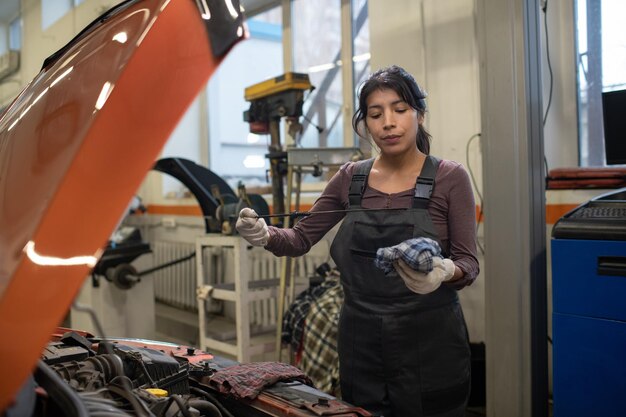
[551,188,626,417]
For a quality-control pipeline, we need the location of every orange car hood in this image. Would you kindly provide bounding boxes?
[0,0,245,410]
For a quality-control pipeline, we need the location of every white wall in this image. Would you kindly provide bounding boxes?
[0,23,8,55]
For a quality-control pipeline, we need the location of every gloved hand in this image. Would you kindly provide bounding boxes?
[235,208,269,247]
[394,257,455,294]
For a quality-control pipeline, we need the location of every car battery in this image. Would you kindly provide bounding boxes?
[551,187,626,417]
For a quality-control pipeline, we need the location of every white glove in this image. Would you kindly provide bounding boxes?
[394,257,456,294]
[235,208,269,247]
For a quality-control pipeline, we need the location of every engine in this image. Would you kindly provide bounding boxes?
[17,330,373,417]
[34,331,228,417]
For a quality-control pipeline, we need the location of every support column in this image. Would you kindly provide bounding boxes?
[476,0,548,416]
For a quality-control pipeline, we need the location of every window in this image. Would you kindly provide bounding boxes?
[0,1,20,54]
[287,0,369,188]
[159,7,284,197]
[159,1,371,197]
[292,0,343,148]
[9,17,21,50]
[576,0,626,166]
[42,0,72,31]
[207,6,283,188]
[292,0,369,149]
[352,0,370,123]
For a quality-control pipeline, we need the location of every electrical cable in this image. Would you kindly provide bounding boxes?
[465,133,485,255]
[538,0,556,346]
[542,0,554,128]
[542,0,553,177]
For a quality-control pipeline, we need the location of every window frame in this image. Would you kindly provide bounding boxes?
[575,0,626,167]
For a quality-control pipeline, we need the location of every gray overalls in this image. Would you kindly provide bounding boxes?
[330,156,471,417]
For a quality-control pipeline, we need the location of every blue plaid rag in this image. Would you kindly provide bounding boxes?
[374,237,442,275]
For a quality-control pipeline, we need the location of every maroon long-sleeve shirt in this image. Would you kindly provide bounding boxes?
[265,158,480,289]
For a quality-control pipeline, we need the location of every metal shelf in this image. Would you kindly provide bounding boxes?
[195,235,305,362]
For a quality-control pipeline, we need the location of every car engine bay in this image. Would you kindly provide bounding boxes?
[14,329,372,417]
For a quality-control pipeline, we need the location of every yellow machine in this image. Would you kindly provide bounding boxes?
[244,72,313,102]
[243,72,314,218]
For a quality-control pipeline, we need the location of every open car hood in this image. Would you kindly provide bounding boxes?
[0,0,245,410]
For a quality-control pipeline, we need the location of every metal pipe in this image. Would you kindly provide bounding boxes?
[136,252,196,277]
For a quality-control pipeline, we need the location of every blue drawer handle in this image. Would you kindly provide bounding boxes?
[597,256,626,277]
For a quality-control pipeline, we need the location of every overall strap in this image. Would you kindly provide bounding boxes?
[348,158,375,208]
[413,155,440,209]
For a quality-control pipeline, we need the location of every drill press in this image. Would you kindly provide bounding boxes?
[243,72,313,224]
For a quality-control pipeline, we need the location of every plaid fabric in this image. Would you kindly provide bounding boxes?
[282,279,337,350]
[208,362,313,399]
[300,273,343,396]
[374,237,442,275]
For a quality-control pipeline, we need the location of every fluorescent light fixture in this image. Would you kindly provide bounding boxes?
[308,62,337,73]
[307,54,370,74]
[247,132,260,144]
[243,155,266,168]
[353,52,371,62]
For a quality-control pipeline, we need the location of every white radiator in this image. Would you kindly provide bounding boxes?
[153,241,197,311]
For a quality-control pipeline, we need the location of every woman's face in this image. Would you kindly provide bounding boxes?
[364,88,422,157]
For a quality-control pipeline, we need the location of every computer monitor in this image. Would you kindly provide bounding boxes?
[602,89,626,165]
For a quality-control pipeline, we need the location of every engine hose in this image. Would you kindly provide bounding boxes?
[187,399,222,417]
[35,360,89,417]
[107,376,155,417]
[79,389,128,417]
[88,354,125,382]
[159,395,193,417]
[189,387,235,417]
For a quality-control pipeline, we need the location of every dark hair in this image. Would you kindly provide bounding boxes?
[352,65,431,154]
